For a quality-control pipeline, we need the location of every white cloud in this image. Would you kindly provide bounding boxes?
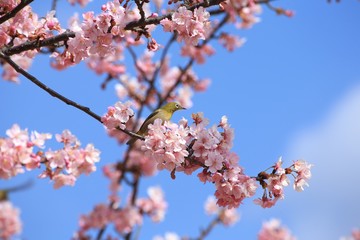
[286,84,360,240]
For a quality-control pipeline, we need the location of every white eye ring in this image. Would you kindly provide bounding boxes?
[175,103,179,108]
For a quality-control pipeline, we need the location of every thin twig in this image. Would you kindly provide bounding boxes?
[151,33,177,84]
[0,0,34,25]
[195,216,221,240]
[127,46,151,82]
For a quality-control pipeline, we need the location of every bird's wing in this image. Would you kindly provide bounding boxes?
[137,108,162,135]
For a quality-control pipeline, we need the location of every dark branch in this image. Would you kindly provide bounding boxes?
[51,0,58,12]
[0,0,34,25]
[2,30,75,56]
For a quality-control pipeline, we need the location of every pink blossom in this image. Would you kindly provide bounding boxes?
[181,44,215,64]
[87,48,126,77]
[43,10,61,31]
[176,86,193,109]
[254,196,279,208]
[55,129,79,146]
[214,171,258,208]
[102,101,134,130]
[192,130,217,158]
[219,207,240,226]
[160,6,212,45]
[103,164,122,203]
[113,206,143,234]
[0,124,50,178]
[205,152,224,173]
[142,119,189,171]
[221,0,262,29]
[292,160,313,192]
[147,38,160,52]
[127,150,158,177]
[30,131,52,148]
[0,125,100,187]
[2,55,32,83]
[258,219,296,240]
[194,78,211,92]
[0,201,22,239]
[137,186,168,222]
[136,51,157,80]
[53,174,76,189]
[219,33,246,51]
[204,196,220,215]
[79,204,112,231]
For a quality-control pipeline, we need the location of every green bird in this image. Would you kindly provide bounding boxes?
[126,102,186,145]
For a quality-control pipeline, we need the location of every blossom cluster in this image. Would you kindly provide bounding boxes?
[0,3,62,82]
[51,0,142,69]
[257,219,296,240]
[220,0,262,29]
[76,203,142,239]
[76,186,167,237]
[102,102,312,209]
[160,6,212,45]
[141,112,258,208]
[40,129,101,189]
[0,124,100,188]
[0,201,22,239]
[254,157,313,208]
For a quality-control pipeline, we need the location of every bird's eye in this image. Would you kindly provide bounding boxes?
[175,103,179,108]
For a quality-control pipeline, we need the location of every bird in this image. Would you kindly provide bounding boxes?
[126,102,186,145]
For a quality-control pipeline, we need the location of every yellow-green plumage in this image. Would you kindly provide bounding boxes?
[126,102,185,145]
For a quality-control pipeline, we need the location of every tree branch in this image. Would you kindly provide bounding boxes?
[195,216,221,240]
[1,30,75,56]
[0,0,34,25]
[124,0,225,30]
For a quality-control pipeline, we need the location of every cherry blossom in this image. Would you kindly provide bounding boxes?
[102,101,134,130]
[257,219,296,240]
[219,33,246,52]
[181,44,215,64]
[292,159,313,192]
[0,125,100,188]
[0,201,22,239]
[160,6,212,45]
[136,186,168,222]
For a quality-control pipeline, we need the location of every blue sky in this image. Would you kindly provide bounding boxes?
[1,1,360,239]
